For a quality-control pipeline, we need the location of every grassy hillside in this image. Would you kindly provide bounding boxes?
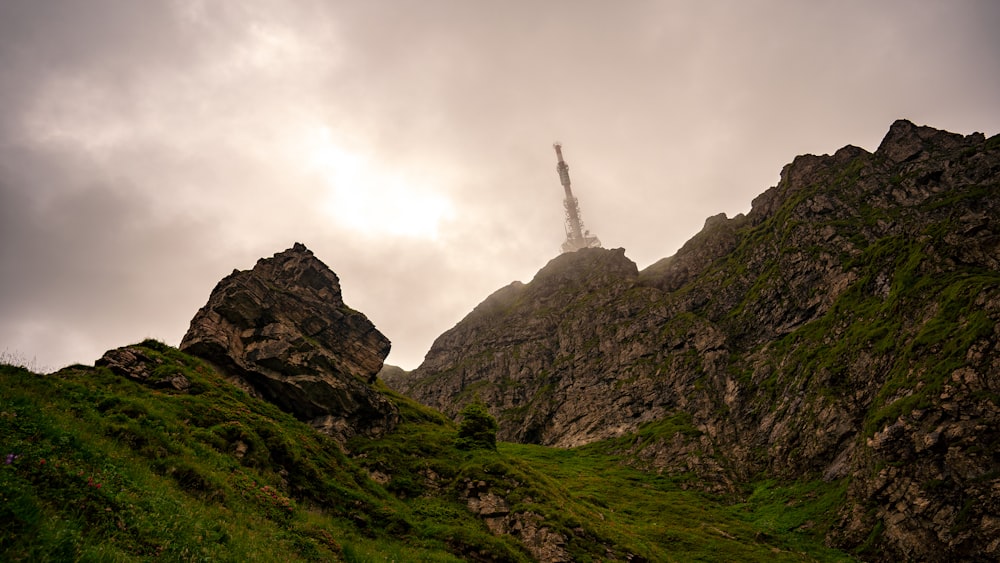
[2,340,854,561]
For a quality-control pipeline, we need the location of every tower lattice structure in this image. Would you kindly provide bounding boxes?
[553,143,601,253]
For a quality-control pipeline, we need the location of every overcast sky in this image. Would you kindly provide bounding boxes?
[1,1,998,372]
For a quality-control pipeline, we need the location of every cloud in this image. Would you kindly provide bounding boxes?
[1,0,998,370]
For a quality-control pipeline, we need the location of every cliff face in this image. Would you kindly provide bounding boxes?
[180,243,398,443]
[408,247,649,446]
[395,120,1000,560]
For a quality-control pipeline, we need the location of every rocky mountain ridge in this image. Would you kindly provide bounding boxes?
[390,120,1000,561]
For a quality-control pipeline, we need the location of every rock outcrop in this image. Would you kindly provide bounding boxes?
[464,480,572,563]
[180,243,398,443]
[394,120,1000,561]
[97,343,192,392]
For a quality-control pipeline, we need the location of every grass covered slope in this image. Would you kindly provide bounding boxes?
[1,341,465,562]
[2,340,854,561]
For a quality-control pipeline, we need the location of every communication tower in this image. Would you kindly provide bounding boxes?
[553,143,601,253]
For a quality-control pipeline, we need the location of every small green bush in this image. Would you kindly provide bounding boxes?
[455,401,498,451]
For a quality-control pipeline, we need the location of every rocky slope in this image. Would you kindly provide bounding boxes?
[180,243,398,443]
[393,120,1000,561]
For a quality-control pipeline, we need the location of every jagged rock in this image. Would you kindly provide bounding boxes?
[97,345,191,391]
[180,243,398,443]
[641,212,749,293]
[508,512,571,563]
[877,118,981,164]
[463,479,571,563]
[398,120,1000,561]
[97,346,156,381]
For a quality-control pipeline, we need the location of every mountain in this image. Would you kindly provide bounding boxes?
[392,120,1000,561]
[2,244,854,562]
[3,120,995,562]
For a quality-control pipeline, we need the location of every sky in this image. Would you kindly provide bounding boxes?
[1,1,998,372]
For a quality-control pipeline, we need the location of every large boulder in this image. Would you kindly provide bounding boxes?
[180,243,398,442]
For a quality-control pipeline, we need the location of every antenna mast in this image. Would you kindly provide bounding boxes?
[553,142,601,253]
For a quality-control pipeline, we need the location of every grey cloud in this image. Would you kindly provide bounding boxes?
[1,0,999,370]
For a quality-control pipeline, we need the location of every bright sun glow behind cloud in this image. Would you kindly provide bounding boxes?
[304,126,455,239]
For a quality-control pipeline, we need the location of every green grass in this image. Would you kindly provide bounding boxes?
[729,479,850,553]
[501,442,856,562]
[0,344,471,561]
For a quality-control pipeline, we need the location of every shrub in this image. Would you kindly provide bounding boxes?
[455,401,498,451]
